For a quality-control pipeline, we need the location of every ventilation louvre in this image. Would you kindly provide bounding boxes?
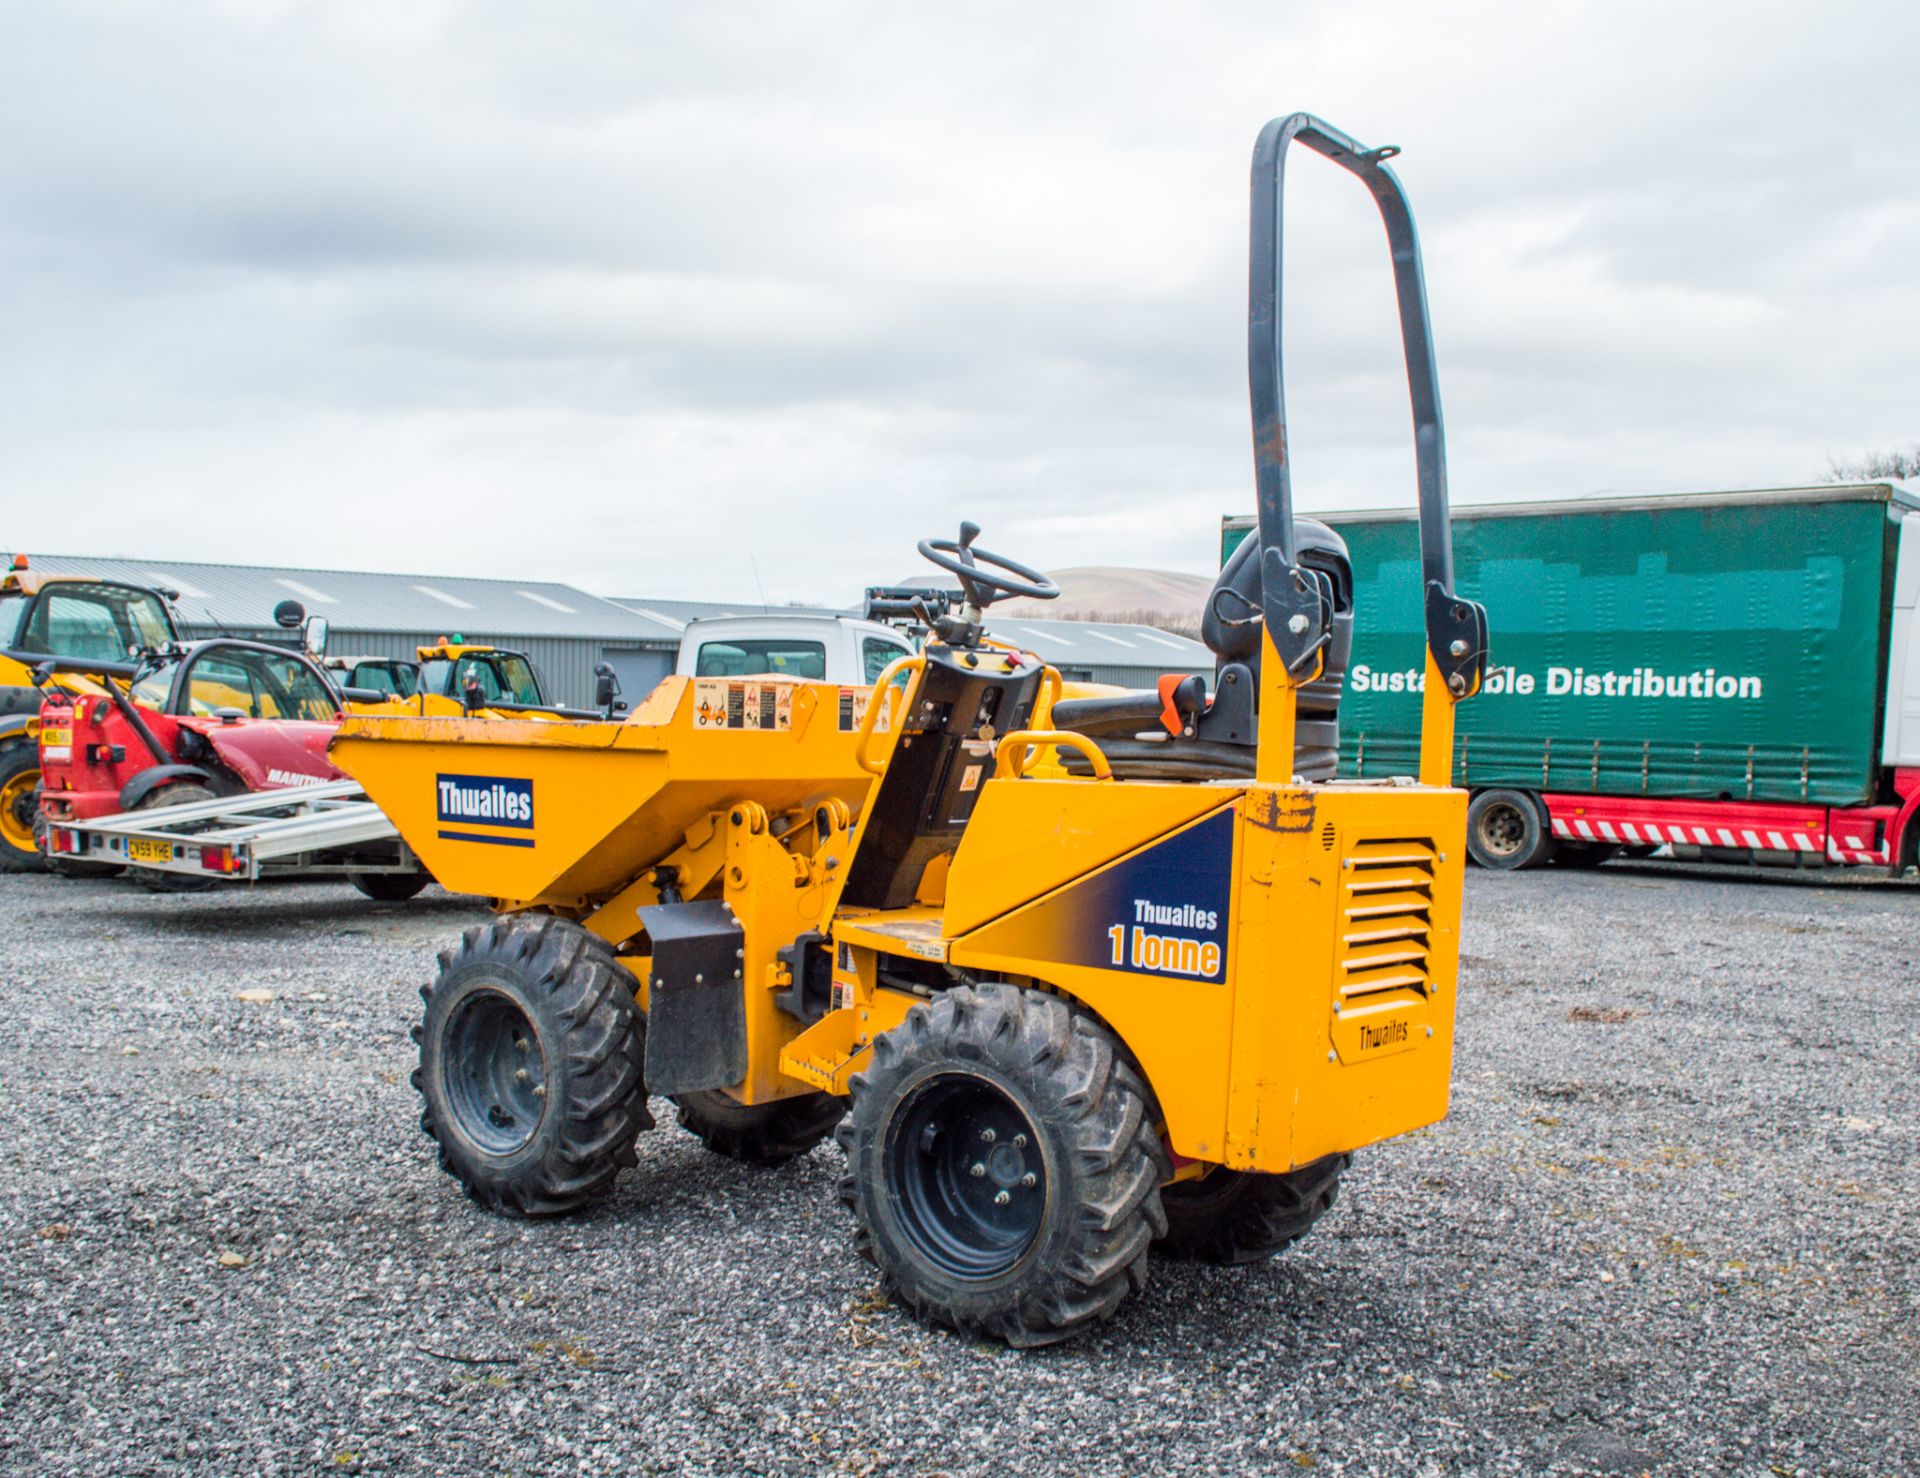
[1335,837,1436,1006]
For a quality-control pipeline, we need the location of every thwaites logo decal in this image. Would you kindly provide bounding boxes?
[979,809,1234,983]
[436,773,535,847]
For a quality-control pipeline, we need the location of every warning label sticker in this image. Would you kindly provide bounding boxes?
[836,687,893,734]
[694,680,796,731]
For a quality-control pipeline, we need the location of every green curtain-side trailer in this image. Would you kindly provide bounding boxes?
[1223,485,1920,874]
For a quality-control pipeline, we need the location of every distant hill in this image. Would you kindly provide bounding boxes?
[1004,566,1213,637]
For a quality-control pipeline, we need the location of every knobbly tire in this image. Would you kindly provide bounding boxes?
[837,981,1168,1348]
[672,1089,846,1166]
[1156,1154,1349,1265]
[349,870,430,902]
[129,783,220,893]
[413,914,651,1217]
[0,743,46,873]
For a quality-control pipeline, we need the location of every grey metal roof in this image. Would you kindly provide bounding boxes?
[10,553,682,644]
[608,597,846,630]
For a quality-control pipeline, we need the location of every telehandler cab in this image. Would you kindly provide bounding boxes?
[330,113,1489,1346]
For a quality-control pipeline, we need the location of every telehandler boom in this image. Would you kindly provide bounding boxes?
[331,113,1489,1346]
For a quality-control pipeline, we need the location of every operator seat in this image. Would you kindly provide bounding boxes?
[1048,518,1353,781]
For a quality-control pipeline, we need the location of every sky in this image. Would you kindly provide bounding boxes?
[2,1,1916,603]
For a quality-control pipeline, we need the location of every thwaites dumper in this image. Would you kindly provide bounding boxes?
[331,114,1490,1346]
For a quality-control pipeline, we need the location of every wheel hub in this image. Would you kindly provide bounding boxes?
[889,1075,1045,1281]
[442,990,549,1157]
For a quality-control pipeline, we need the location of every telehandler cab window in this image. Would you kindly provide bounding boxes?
[694,639,828,680]
[450,655,542,706]
[11,582,173,660]
[180,650,337,721]
[350,661,416,697]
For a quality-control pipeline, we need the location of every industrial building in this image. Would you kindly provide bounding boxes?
[13,554,1215,706]
[18,555,680,708]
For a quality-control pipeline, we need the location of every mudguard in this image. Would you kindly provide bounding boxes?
[119,765,216,811]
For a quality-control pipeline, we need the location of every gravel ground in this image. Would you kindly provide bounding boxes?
[1,862,1916,1477]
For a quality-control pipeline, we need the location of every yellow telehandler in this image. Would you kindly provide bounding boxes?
[330,113,1489,1345]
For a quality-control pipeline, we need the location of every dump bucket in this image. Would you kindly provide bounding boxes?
[330,676,881,903]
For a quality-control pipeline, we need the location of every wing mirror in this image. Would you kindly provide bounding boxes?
[339,685,385,705]
[302,614,329,657]
[593,662,623,719]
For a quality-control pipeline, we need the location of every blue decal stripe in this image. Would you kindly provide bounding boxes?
[437,829,536,848]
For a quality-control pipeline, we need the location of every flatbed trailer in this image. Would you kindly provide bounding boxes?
[44,779,419,883]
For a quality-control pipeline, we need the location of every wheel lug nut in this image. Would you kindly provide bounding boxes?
[515,1069,529,1083]
[970,1162,987,1178]
[994,1190,1010,1206]
[532,1084,546,1098]
[980,1128,996,1143]
[1021,1172,1037,1187]
[1013,1134,1027,1149]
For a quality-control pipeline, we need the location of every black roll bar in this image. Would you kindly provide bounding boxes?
[1246,113,1487,696]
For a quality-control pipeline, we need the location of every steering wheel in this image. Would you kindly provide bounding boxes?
[917,522,1060,607]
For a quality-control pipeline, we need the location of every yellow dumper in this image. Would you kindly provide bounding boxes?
[331,113,1489,1346]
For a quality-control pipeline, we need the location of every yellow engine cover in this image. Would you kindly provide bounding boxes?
[944,777,1466,1172]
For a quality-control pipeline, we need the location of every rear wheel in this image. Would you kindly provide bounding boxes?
[672,1088,846,1166]
[1156,1155,1347,1265]
[1465,789,1555,870]
[349,870,429,902]
[414,915,651,1216]
[0,743,46,873]
[838,982,1167,1347]
[129,783,219,893]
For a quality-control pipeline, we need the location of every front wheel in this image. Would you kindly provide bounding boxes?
[837,982,1168,1348]
[0,743,46,873]
[1156,1155,1348,1265]
[1465,789,1555,870]
[414,915,651,1216]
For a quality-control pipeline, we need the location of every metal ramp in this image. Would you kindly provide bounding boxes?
[47,779,419,882]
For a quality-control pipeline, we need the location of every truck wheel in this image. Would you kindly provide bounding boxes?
[31,787,122,877]
[414,915,651,1217]
[129,783,219,893]
[672,1089,847,1166]
[349,871,429,902]
[1550,842,1619,868]
[1465,789,1555,870]
[1156,1155,1347,1265]
[837,981,1168,1348]
[0,744,46,873]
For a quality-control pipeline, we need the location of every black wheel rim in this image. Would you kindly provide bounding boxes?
[443,990,548,1156]
[886,1074,1045,1280]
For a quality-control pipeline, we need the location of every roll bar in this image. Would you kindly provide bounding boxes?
[1246,113,1487,786]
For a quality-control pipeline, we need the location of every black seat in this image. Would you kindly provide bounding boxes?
[1049,519,1353,782]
